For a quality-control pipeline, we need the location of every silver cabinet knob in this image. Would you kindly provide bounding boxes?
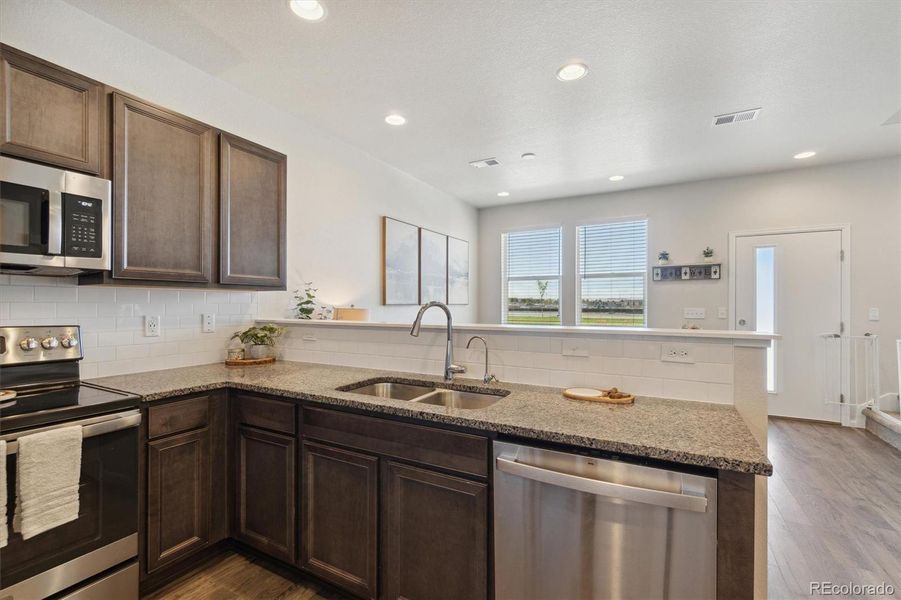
[41,336,60,349]
[19,337,38,351]
[60,335,79,348]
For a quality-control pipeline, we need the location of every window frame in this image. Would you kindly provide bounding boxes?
[500,224,563,325]
[575,217,649,327]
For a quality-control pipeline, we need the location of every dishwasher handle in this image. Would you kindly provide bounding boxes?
[496,455,708,513]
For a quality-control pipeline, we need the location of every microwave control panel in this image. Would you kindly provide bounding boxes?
[64,194,102,257]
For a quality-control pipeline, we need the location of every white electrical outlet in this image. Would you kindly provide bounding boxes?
[144,315,161,337]
[202,313,216,333]
[868,307,880,321]
[661,343,695,363]
[683,307,706,319]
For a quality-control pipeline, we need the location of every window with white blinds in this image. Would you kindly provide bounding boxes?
[577,220,648,326]
[502,227,562,325]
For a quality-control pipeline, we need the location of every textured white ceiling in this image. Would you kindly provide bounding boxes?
[66,0,901,207]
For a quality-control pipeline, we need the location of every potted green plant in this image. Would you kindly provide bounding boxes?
[293,282,317,319]
[702,247,715,263]
[232,323,285,359]
[657,250,670,265]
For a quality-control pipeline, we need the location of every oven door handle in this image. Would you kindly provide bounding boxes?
[2,409,141,455]
[47,190,63,255]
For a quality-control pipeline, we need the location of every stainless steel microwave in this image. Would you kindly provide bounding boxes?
[0,156,111,275]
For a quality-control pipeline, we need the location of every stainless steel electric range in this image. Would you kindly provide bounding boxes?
[0,325,141,600]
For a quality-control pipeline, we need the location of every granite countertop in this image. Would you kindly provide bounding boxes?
[89,361,772,476]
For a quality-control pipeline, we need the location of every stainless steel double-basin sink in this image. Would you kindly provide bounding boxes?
[338,379,509,410]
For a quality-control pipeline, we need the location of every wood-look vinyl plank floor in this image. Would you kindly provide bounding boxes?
[143,552,349,600]
[145,418,900,600]
[767,418,901,599]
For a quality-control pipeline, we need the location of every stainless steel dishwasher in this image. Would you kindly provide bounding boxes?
[493,441,717,600]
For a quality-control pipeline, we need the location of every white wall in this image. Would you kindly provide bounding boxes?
[479,157,901,392]
[0,0,478,327]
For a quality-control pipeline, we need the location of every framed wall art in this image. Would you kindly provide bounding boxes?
[382,217,420,304]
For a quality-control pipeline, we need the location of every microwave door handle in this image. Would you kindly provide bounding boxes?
[48,190,63,255]
[495,456,708,513]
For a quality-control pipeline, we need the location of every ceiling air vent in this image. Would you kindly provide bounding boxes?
[469,157,501,168]
[713,108,761,126]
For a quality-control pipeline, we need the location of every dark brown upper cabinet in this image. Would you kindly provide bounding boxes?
[0,44,102,174]
[219,133,286,288]
[112,92,215,283]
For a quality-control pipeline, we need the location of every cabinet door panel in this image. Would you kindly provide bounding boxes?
[219,133,286,287]
[382,461,488,600]
[235,425,295,562]
[0,46,101,173]
[301,441,377,599]
[146,427,211,572]
[112,92,214,282]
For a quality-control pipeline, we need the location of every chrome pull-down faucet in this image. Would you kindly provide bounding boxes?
[410,301,466,382]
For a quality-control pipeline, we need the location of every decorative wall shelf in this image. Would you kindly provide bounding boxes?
[652,263,721,281]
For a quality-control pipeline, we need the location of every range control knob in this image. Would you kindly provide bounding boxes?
[41,336,60,350]
[60,335,79,349]
[19,337,38,351]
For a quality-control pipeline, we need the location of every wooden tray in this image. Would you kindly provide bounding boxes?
[225,356,276,367]
[562,387,635,405]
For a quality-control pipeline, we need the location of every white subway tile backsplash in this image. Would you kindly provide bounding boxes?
[10,302,56,318]
[0,282,260,378]
[34,286,78,302]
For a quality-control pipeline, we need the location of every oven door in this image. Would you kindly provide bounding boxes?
[0,410,140,598]
[0,158,65,271]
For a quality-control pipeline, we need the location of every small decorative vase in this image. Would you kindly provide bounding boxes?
[703,256,714,263]
[658,258,670,266]
[248,344,272,359]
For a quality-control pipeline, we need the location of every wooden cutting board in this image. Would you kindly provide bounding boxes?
[562,387,635,405]
[225,356,276,366]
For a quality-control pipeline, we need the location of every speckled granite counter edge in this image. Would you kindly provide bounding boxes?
[128,378,772,476]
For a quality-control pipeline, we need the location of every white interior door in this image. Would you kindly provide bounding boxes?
[734,230,843,422]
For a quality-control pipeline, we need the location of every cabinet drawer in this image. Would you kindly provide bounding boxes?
[148,395,210,439]
[302,407,488,478]
[234,393,296,435]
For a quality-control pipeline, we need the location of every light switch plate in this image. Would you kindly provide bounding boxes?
[868,307,880,321]
[202,313,216,333]
[717,307,728,319]
[683,307,706,319]
[661,343,695,363]
[144,315,160,337]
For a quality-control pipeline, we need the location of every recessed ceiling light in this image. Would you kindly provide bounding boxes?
[521,152,536,160]
[556,63,588,81]
[497,191,510,197]
[289,0,326,21]
[793,151,816,159]
[608,175,624,182]
[384,114,406,126]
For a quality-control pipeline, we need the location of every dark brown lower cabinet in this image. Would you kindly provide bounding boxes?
[146,427,211,573]
[381,460,489,600]
[234,424,296,562]
[301,441,378,600]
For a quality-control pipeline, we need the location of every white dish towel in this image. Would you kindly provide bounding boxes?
[0,439,7,548]
[13,426,83,540]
